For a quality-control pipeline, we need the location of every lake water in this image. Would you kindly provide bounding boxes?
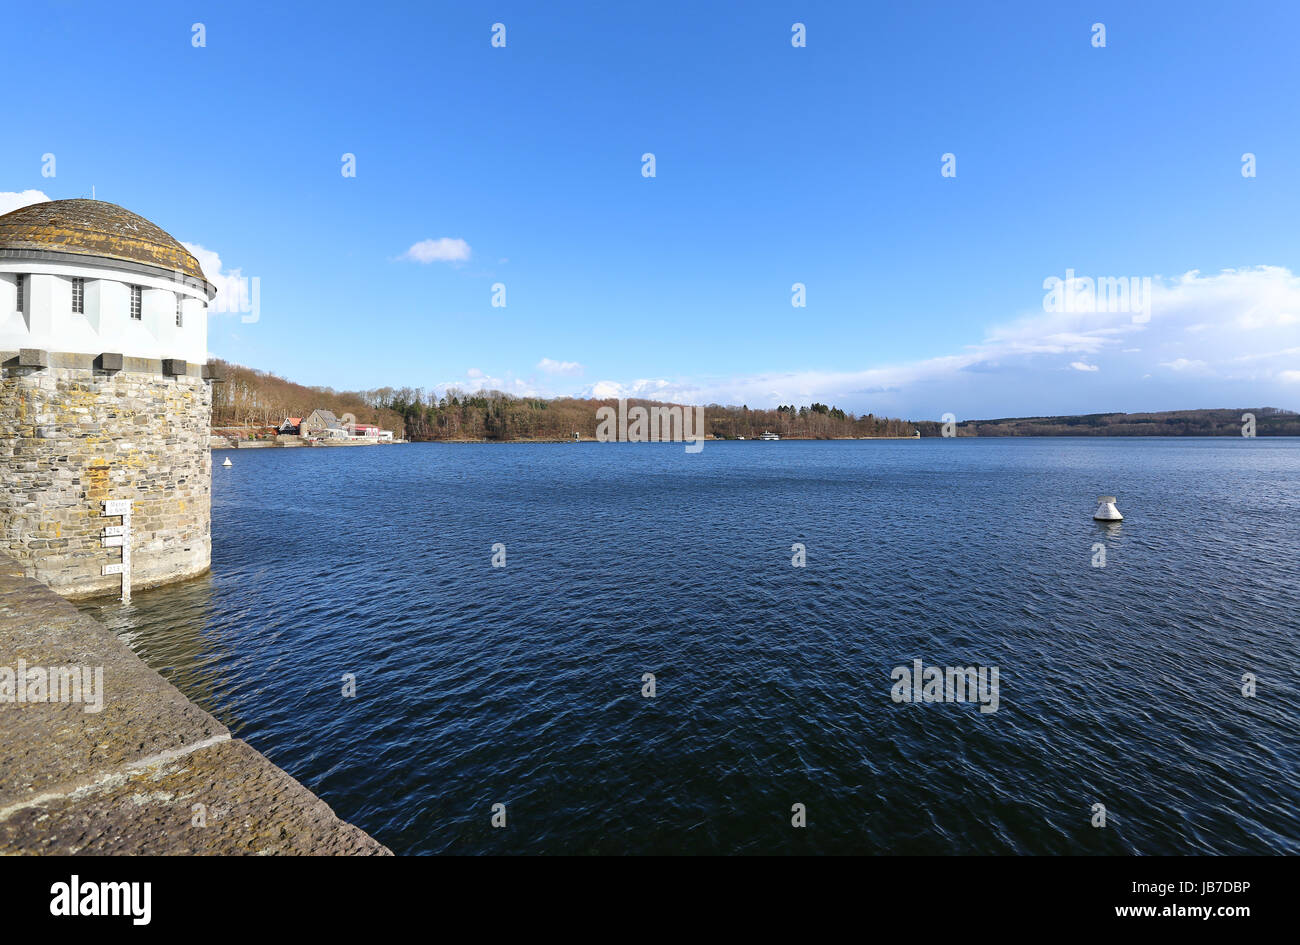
[80,439,1300,855]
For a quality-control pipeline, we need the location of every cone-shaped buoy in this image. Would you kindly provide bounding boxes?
[222,457,233,467]
[1093,495,1122,521]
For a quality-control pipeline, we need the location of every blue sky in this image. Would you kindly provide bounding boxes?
[4,0,1299,419]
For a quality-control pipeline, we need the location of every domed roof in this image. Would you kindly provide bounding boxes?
[0,198,207,282]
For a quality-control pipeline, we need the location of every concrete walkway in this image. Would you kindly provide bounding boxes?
[0,556,389,854]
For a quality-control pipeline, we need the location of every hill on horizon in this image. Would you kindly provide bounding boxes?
[912,407,1300,437]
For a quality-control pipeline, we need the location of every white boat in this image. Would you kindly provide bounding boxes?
[759,431,780,441]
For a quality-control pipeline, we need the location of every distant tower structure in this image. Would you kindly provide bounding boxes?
[0,199,218,597]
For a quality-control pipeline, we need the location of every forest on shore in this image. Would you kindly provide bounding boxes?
[207,360,915,440]
[209,360,1299,441]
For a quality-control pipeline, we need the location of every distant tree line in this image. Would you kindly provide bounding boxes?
[211,359,1296,441]
[912,407,1300,437]
[206,359,917,441]
[369,389,918,441]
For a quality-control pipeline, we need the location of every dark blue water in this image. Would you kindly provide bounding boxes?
[81,439,1300,854]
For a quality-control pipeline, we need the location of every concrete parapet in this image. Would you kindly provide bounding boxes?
[0,557,389,855]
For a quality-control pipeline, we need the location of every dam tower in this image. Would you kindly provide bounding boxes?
[0,199,217,597]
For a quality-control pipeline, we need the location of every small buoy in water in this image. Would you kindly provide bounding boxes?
[1093,495,1122,521]
[222,457,233,467]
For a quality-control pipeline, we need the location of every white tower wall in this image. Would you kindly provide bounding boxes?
[0,258,209,364]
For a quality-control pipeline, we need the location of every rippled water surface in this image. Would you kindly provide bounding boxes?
[81,439,1300,854]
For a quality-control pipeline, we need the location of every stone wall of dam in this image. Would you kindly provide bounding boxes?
[0,352,211,598]
[0,554,389,854]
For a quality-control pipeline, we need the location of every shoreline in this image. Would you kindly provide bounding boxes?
[210,435,924,448]
[207,433,1300,449]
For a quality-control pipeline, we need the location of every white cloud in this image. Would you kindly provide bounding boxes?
[182,242,252,317]
[1232,346,1300,363]
[565,266,1300,416]
[536,358,583,376]
[1159,358,1207,372]
[435,369,545,398]
[0,190,50,216]
[401,238,471,264]
[586,378,675,400]
[423,267,1300,417]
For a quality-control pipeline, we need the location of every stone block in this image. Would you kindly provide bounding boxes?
[0,739,391,855]
[96,352,123,373]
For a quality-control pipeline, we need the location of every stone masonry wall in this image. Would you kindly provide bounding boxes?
[0,353,211,598]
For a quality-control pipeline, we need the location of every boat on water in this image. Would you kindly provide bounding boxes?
[759,431,780,441]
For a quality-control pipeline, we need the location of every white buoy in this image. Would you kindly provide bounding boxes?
[1093,495,1122,521]
[222,457,233,467]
